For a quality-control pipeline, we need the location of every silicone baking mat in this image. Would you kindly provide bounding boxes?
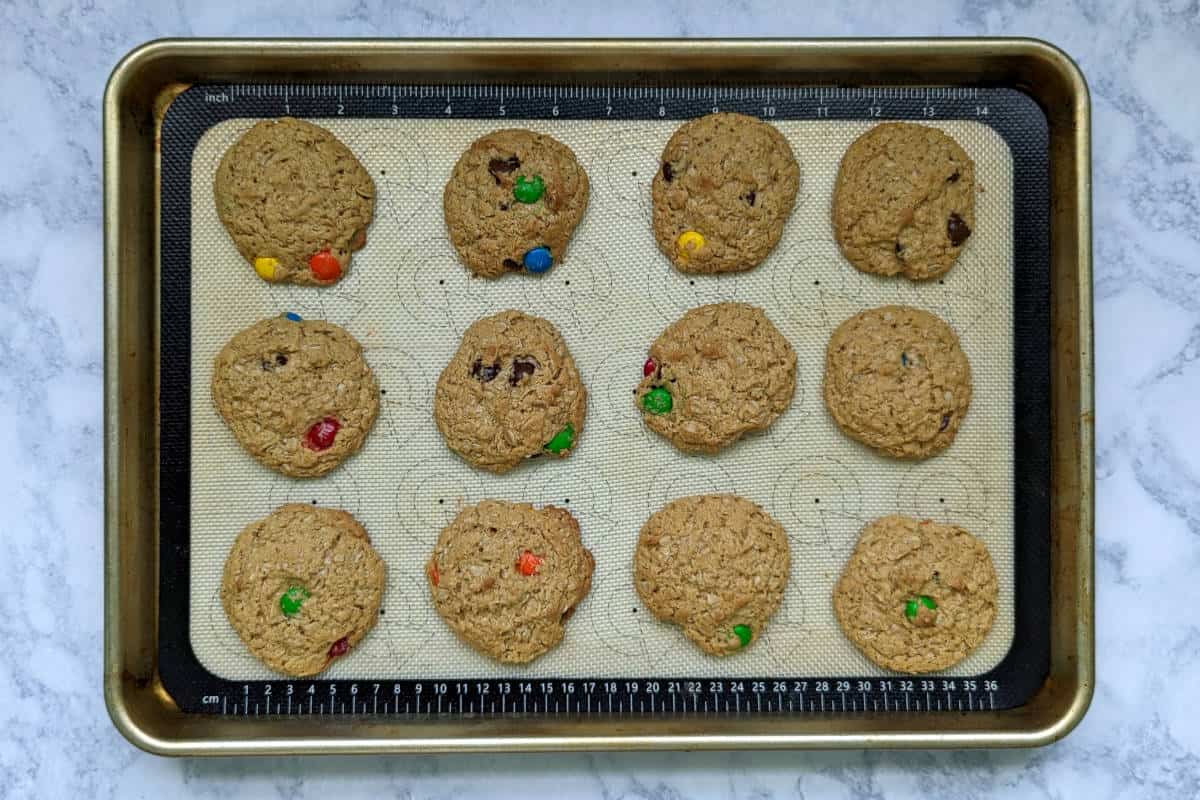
[158,85,1050,715]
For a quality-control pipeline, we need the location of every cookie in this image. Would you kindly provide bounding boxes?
[651,113,800,273]
[427,500,594,663]
[634,495,789,655]
[823,305,971,459]
[214,117,375,285]
[443,129,590,277]
[832,122,976,280]
[211,315,379,477]
[833,515,998,673]
[434,311,586,473]
[221,504,385,677]
[635,302,796,453]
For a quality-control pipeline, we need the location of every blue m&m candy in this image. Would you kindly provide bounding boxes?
[522,246,553,274]
[284,312,302,322]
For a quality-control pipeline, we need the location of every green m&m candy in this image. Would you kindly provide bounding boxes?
[280,585,310,617]
[513,174,546,204]
[904,594,937,619]
[544,423,575,455]
[733,624,752,648]
[641,386,673,415]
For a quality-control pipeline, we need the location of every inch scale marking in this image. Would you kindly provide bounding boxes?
[209,83,990,123]
[163,82,1046,718]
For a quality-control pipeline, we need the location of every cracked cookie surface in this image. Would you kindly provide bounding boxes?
[443,129,590,277]
[635,302,795,453]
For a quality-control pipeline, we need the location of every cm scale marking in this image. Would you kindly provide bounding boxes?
[206,676,1006,718]
[158,82,1050,716]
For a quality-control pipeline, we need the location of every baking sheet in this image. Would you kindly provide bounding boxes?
[187,117,1015,681]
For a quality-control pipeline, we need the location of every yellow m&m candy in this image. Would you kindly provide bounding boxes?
[676,230,705,260]
[254,257,280,281]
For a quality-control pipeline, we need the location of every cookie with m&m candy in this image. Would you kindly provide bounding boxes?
[427,500,593,663]
[211,316,379,477]
[434,311,586,473]
[221,504,385,677]
[635,302,796,453]
[443,129,589,278]
[833,515,998,673]
[634,495,789,655]
[214,117,374,285]
[652,113,799,273]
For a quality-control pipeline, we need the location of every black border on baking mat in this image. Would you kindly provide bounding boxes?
[159,84,1050,716]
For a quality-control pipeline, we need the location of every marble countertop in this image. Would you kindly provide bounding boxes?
[4,0,1197,797]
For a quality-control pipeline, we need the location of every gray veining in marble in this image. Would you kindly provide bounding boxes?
[1,0,1197,797]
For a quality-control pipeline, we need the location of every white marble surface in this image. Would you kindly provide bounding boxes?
[1,0,1196,796]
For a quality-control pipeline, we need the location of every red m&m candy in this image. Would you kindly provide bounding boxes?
[643,358,657,377]
[517,550,543,576]
[309,249,341,281]
[328,637,350,658]
[303,417,340,451]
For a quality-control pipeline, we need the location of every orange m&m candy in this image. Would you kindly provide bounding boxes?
[309,250,341,281]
